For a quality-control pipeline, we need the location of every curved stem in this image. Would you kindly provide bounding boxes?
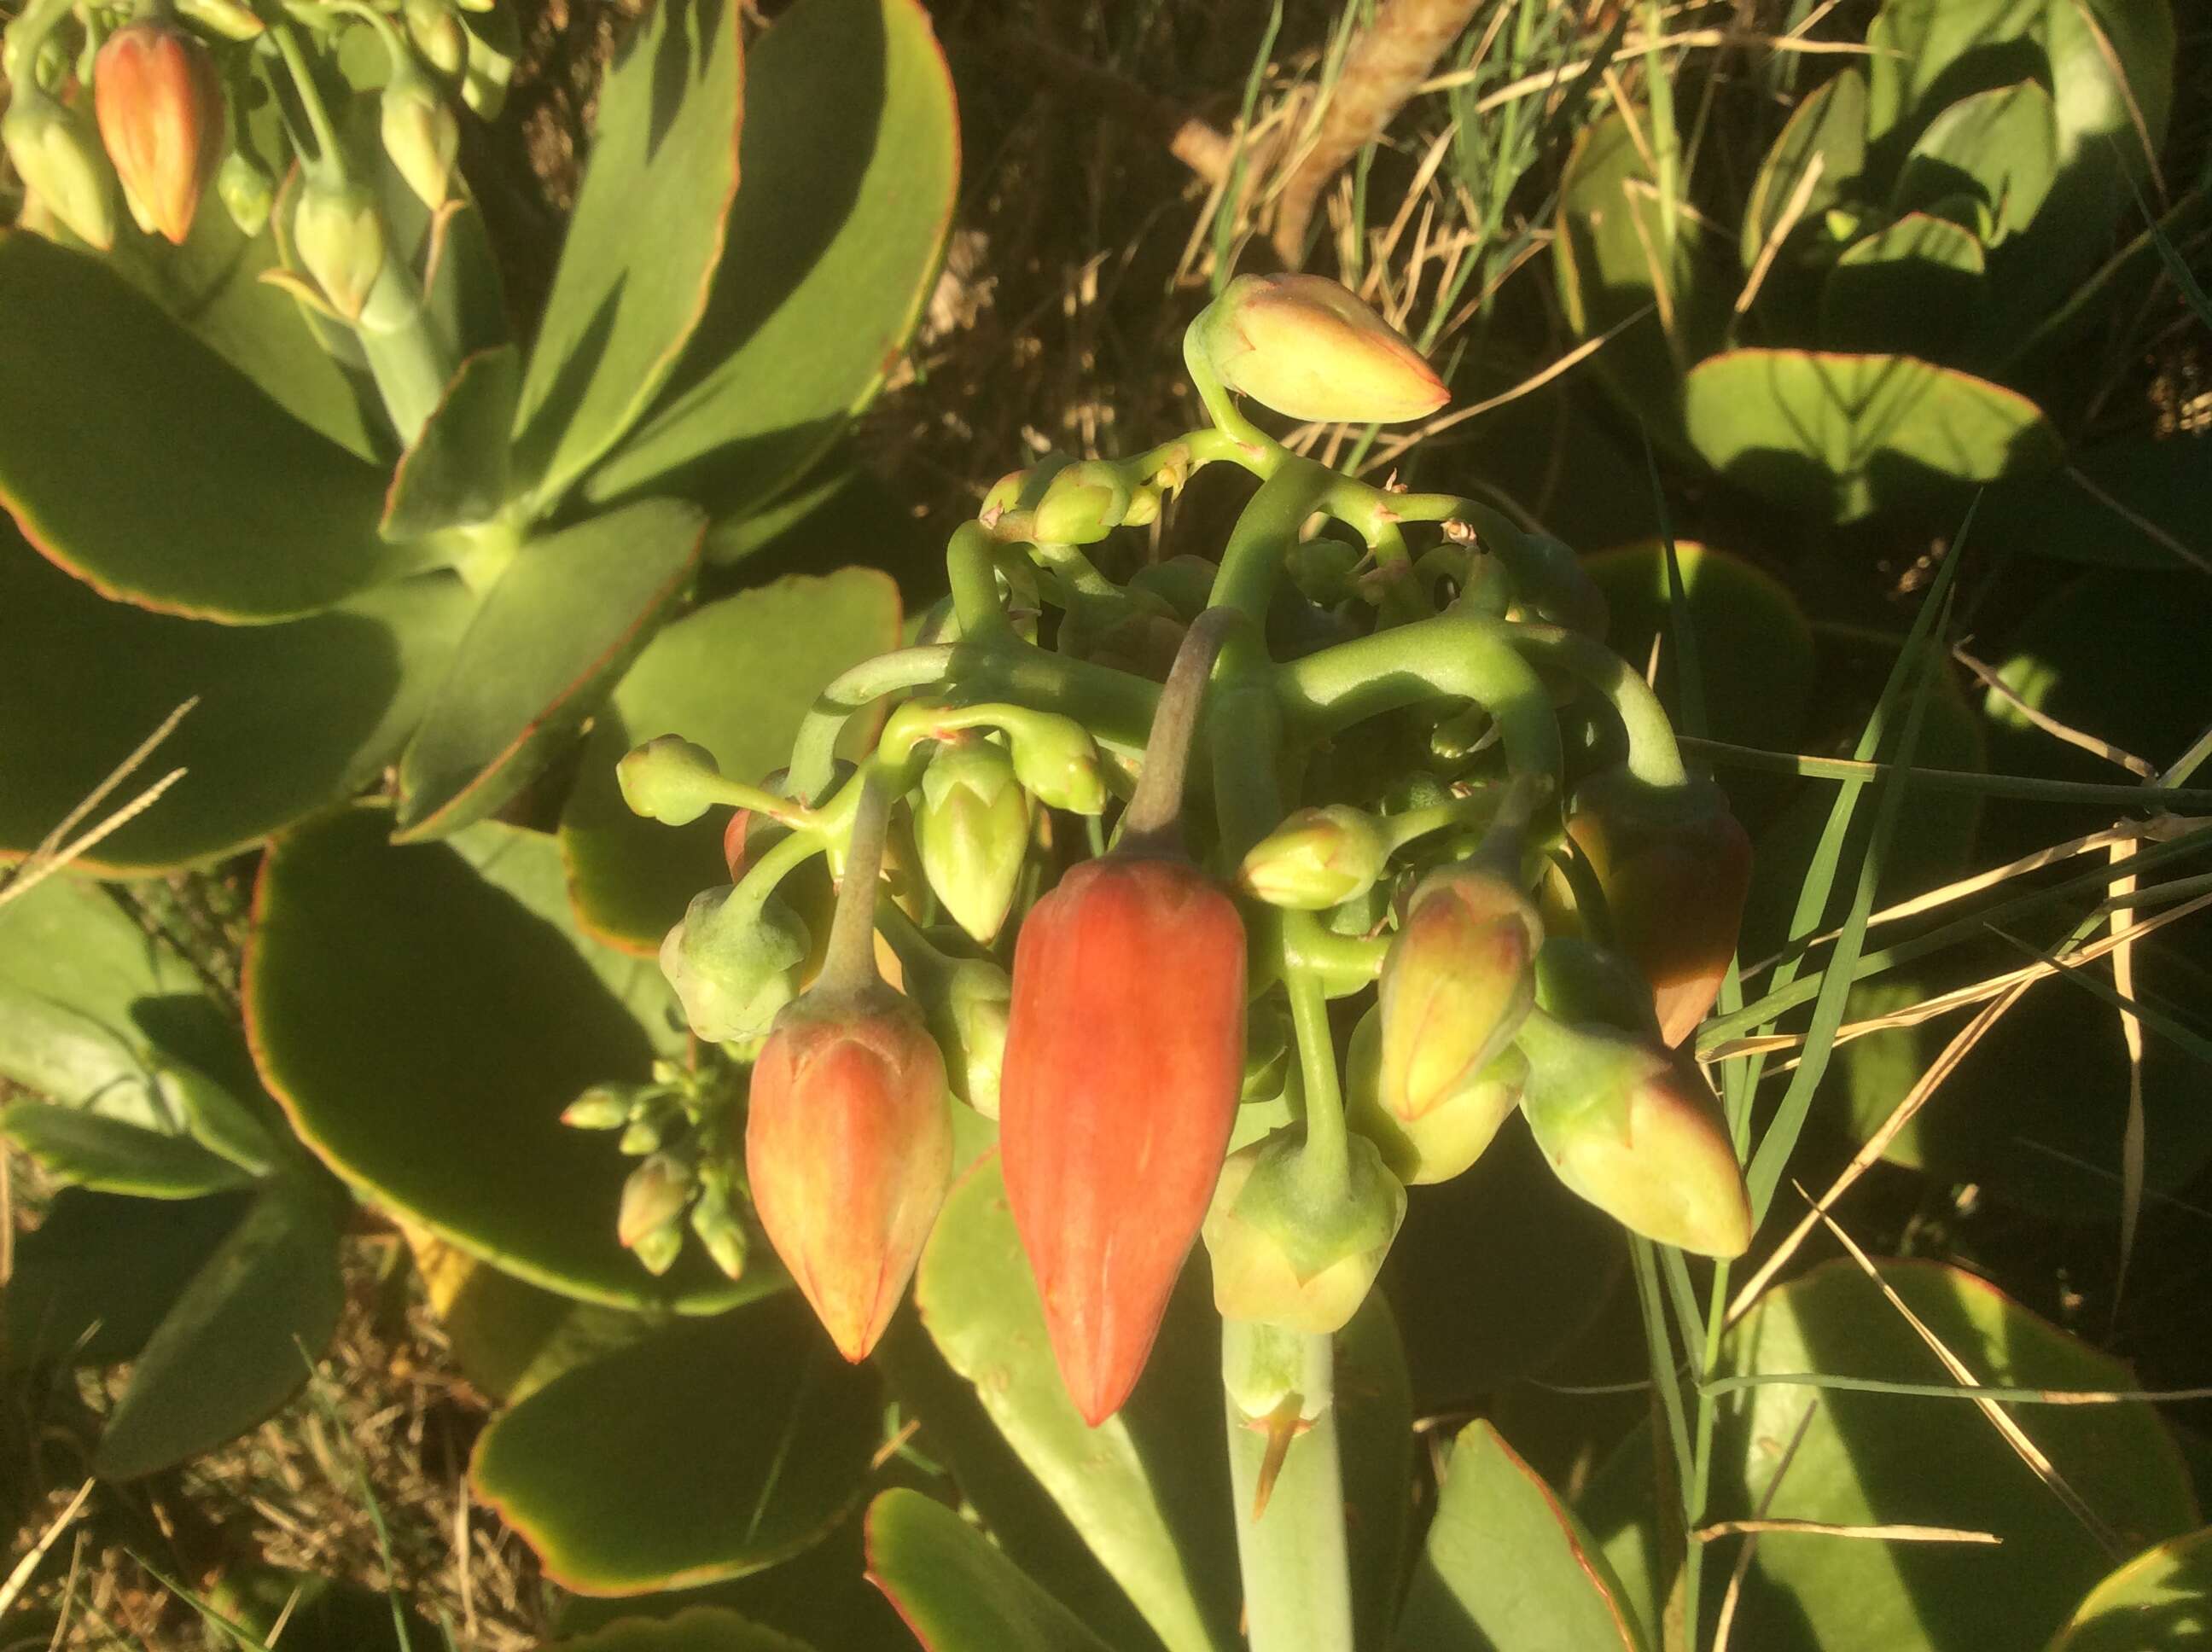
[269,21,342,163]
[1507,624,1689,788]
[817,770,890,993]
[1277,614,1564,784]
[787,646,956,804]
[1121,608,1239,849]
[1283,922,1350,1195]
[1184,317,1284,466]
[946,521,1012,639]
[1208,458,1339,622]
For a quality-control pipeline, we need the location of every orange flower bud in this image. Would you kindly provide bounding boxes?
[1377,864,1542,1122]
[93,20,224,245]
[1198,274,1447,424]
[1565,772,1751,1047]
[746,983,953,1361]
[1000,856,1247,1424]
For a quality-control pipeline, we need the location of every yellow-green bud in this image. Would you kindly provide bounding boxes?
[293,174,387,322]
[404,0,465,75]
[1007,714,1109,815]
[3,90,118,251]
[1199,274,1447,424]
[920,951,1011,1120]
[915,739,1030,943]
[561,1085,632,1130]
[618,735,727,826]
[659,884,811,1046]
[1032,462,1131,545]
[1238,806,1390,910]
[1343,1005,1522,1184]
[381,67,458,209]
[618,1153,693,1250]
[1377,864,1542,1121]
[1202,1128,1406,1335]
[217,149,272,236]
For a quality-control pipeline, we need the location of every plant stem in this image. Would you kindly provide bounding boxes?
[817,770,889,993]
[1283,928,1351,1196]
[1222,1322,1356,1652]
[787,646,957,803]
[1208,459,1339,621]
[1508,623,1689,788]
[1183,315,1284,465]
[1121,609,1239,849]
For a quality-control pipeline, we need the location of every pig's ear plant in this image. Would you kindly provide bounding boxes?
[0,0,957,870]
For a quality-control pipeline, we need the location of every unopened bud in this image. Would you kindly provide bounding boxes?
[3,90,118,251]
[915,740,1030,942]
[689,1175,748,1281]
[1377,864,1541,1121]
[293,173,387,322]
[404,0,465,75]
[381,66,458,209]
[619,735,726,826]
[94,20,224,245]
[216,149,271,236]
[1007,714,1108,815]
[1199,274,1448,424]
[631,1219,684,1276]
[1564,771,1751,1047]
[1344,1005,1522,1184]
[561,1085,632,1130]
[1202,1128,1405,1334]
[747,983,953,1360]
[913,948,1011,1120]
[1032,462,1130,545]
[1517,1016,1752,1258]
[1238,806,1390,910]
[618,1153,693,1250]
[659,884,811,1045]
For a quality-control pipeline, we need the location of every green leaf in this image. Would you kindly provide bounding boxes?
[0,233,417,623]
[201,1568,439,1652]
[1819,214,1987,359]
[379,345,521,543]
[510,0,744,509]
[911,1154,1240,1652]
[94,1178,346,1479]
[3,1188,248,1366]
[245,806,746,1311]
[2045,1526,2212,1650]
[585,0,958,517]
[543,1607,818,1652]
[1683,349,2061,522]
[864,1488,1119,1652]
[393,497,706,841]
[1581,1259,2199,1652]
[471,1294,879,1595]
[559,569,901,951]
[1977,435,2212,572]
[1395,1422,1646,1652]
[1740,67,1867,270]
[1,1101,252,1198]
[1892,81,2059,245]
[99,184,381,460]
[0,520,470,872]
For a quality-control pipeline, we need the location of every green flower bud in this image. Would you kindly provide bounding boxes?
[915,739,1030,942]
[1343,1005,1522,1184]
[618,1152,693,1250]
[381,64,458,209]
[560,1085,631,1130]
[935,954,1011,1120]
[293,173,387,322]
[1377,864,1542,1121]
[1007,714,1108,815]
[1198,274,1447,424]
[3,90,117,252]
[1238,806,1390,910]
[617,1115,661,1155]
[217,149,272,236]
[618,735,727,826]
[1202,1128,1406,1334]
[1516,1015,1752,1258]
[404,0,465,75]
[660,884,811,1046]
[631,1218,684,1277]
[1032,462,1130,545]
[689,1175,748,1281]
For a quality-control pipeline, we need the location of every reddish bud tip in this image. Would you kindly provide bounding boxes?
[1200,274,1448,425]
[93,21,224,245]
[1000,857,1247,1424]
[746,986,953,1362]
[1377,865,1542,1121]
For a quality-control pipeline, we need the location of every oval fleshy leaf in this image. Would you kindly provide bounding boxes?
[2046,1526,2212,1651]
[1337,1293,1415,1652]
[1394,1422,1647,1652]
[864,1488,1118,1652]
[0,1101,252,1198]
[911,1154,1241,1652]
[559,568,900,951]
[0,232,416,622]
[245,806,747,1311]
[584,0,958,517]
[1581,1259,2199,1652]
[1892,81,2059,244]
[3,1187,248,1366]
[1683,348,2061,521]
[1740,67,1867,271]
[1819,214,1985,359]
[1977,435,2212,572]
[509,0,744,510]
[380,344,521,543]
[544,1607,818,1652]
[93,1176,346,1480]
[471,1294,879,1596]
[0,521,471,872]
[393,497,706,841]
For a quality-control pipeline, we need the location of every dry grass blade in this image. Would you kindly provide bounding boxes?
[1422,26,1883,102]
[1799,1194,2128,1559]
[1956,644,2156,776]
[0,1480,96,1620]
[1736,151,1825,318]
[2109,839,2148,1310]
[1726,978,2035,1325]
[2061,463,2212,574]
[1271,0,1487,265]
[1696,1518,2000,1544]
[1711,1402,1818,1652]
[0,699,196,907]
